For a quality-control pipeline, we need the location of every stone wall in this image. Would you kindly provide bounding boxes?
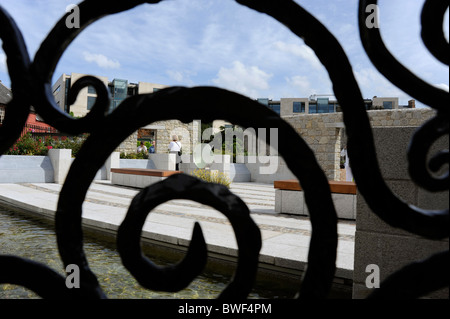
[153,120,199,155]
[283,108,437,180]
[118,108,437,180]
[367,107,435,127]
[283,112,344,180]
[113,120,201,156]
[352,126,448,299]
[115,131,138,154]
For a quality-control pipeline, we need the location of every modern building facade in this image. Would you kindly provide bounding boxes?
[258,95,414,116]
[52,73,169,117]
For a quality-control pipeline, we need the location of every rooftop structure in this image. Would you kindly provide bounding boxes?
[258,95,415,116]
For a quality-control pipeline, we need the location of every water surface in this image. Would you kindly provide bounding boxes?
[0,209,288,299]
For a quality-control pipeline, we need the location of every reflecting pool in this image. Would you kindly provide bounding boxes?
[0,209,291,299]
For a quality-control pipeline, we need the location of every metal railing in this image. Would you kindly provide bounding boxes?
[21,124,59,136]
[0,0,448,299]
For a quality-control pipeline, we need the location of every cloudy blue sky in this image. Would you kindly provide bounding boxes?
[1,0,448,108]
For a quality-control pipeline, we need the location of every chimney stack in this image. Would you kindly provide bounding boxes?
[408,99,415,108]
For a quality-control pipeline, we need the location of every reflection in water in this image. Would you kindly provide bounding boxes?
[0,209,283,299]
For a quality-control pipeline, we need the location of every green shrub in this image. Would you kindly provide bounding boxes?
[137,140,153,150]
[51,134,88,157]
[191,168,231,188]
[120,151,148,159]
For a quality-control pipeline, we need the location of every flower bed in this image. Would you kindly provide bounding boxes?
[4,132,87,157]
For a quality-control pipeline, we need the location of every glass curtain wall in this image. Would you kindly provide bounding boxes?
[317,98,329,113]
[110,79,128,112]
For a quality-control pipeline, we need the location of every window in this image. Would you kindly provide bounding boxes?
[293,102,305,113]
[88,86,96,94]
[257,98,269,106]
[317,98,329,113]
[128,87,137,96]
[0,107,5,123]
[329,103,336,113]
[110,79,128,110]
[269,103,280,114]
[309,103,317,113]
[383,101,393,109]
[87,96,96,110]
[64,78,71,113]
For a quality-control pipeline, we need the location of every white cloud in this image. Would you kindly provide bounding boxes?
[212,61,272,99]
[434,83,449,92]
[0,52,7,73]
[354,68,399,96]
[166,70,196,86]
[286,75,316,96]
[167,70,184,83]
[353,67,420,106]
[273,41,323,70]
[82,52,120,69]
[1,0,446,105]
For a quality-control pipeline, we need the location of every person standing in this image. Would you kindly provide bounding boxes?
[340,145,353,182]
[149,141,155,153]
[137,141,148,154]
[168,135,182,171]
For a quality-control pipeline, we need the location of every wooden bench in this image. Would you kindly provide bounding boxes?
[274,180,357,194]
[111,168,182,188]
[274,179,357,220]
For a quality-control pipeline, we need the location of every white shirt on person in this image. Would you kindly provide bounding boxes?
[340,148,353,181]
[168,141,181,152]
[340,148,349,168]
[137,145,147,153]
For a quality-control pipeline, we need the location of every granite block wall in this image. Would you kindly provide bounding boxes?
[352,126,448,299]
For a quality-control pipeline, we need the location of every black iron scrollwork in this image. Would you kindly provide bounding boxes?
[117,173,261,299]
[0,0,448,299]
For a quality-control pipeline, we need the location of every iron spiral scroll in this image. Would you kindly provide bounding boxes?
[0,0,448,299]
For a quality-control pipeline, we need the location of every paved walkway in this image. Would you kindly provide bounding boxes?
[0,181,355,281]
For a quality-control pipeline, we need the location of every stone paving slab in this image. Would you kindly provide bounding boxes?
[0,181,356,280]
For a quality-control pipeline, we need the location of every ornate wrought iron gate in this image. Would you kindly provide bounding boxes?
[0,0,448,299]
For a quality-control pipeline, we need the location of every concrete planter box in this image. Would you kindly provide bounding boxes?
[275,189,357,220]
[229,163,251,182]
[0,151,119,184]
[112,172,167,188]
[111,168,182,188]
[149,153,176,171]
[243,156,295,184]
[120,158,156,169]
[0,155,54,183]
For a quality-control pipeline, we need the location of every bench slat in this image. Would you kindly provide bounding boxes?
[111,168,182,177]
[274,179,356,195]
